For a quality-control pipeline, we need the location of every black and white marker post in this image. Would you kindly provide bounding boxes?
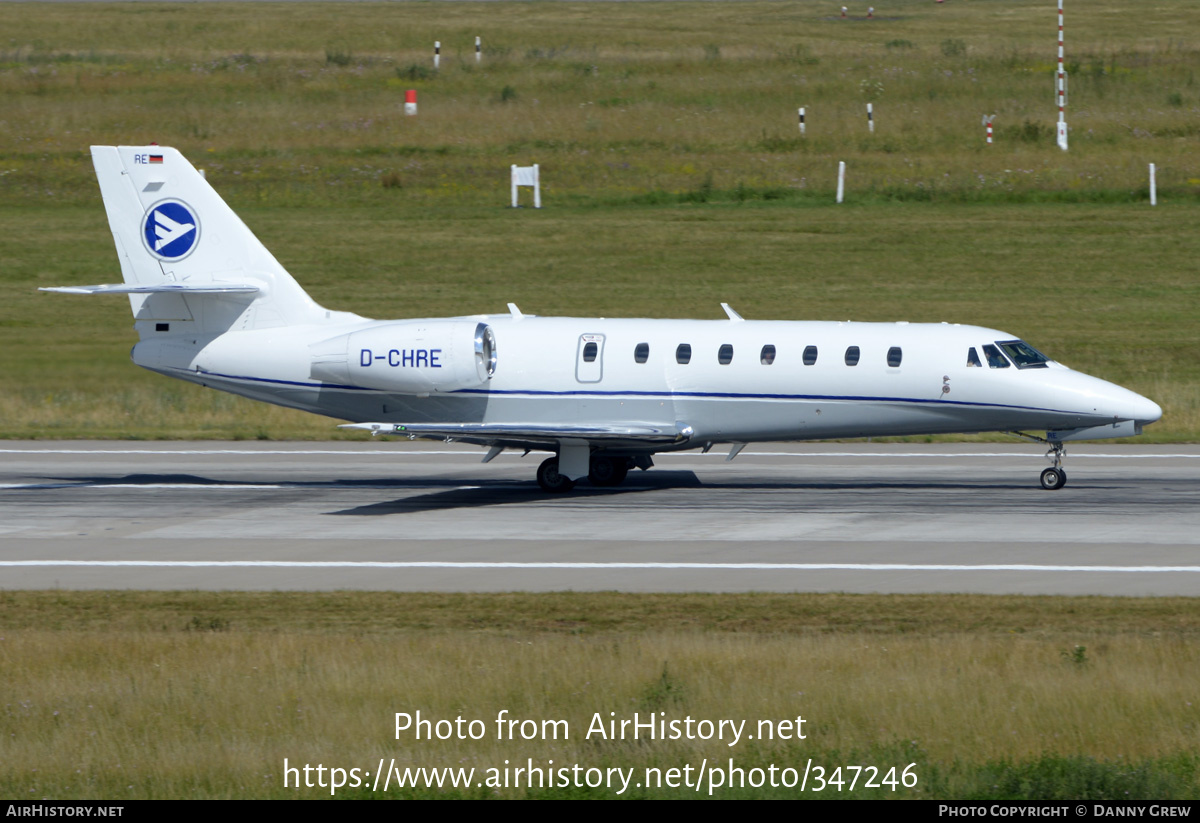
[1056,0,1068,150]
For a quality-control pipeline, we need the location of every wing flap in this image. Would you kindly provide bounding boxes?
[340,421,691,448]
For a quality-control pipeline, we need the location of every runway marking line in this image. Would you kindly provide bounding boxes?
[1,449,1198,459]
[3,561,1199,573]
[0,483,483,491]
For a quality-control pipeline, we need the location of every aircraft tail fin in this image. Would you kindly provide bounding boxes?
[69,146,330,334]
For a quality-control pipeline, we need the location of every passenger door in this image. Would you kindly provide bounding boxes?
[575,333,605,383]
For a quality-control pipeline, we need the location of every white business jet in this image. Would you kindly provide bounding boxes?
[44,146,1162,492]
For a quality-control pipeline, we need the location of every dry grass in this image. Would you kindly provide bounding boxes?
[3,595,1197,798]
[2,625,1197,798]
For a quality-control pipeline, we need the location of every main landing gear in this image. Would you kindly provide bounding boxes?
[536,457,575,493]
[587,455,629,487]
[536,455,636,493]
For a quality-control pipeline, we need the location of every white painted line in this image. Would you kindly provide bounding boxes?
[0,448,1195,459]
[2,561,1198,573]
[0,482,480,491]
[701,452,1200,460]
[0,483,291,490]
[0,449,459,456]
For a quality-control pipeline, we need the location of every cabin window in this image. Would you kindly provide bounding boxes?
[887,346,902,367]
[845,346,861,366]
[803,345,818,366]
[634,343,649,364]
[997,340,1051,369]
[676,344,692,365]
[967,347,982,367]
[982,344,1010,369]
[718,344,734,365]
[760,345,776,365]
[582,342,598,362]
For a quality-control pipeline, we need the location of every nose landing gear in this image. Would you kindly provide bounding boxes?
[1009,432,1069,490]
[1039,442,1067,490]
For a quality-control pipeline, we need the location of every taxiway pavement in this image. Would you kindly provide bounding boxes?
[1,442,1197,595]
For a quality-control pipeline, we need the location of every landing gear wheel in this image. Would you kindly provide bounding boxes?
[537,457,576,493]
[1040,467,1067,490]
[588,456,629,487]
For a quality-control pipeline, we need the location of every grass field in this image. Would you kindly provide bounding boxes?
[2,591,1198,799]
[1,0,1198,439]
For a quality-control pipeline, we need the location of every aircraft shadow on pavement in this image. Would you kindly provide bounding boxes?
[41,472,1079,518]
[329,470,705,515]
[49,473,502,490]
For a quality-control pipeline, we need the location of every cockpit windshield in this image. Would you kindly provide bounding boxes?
[982,344,1010,369]
[996,340,1051,369]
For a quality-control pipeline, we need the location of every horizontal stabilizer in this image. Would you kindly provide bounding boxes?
[341,421,690,447]
[40,283,261,295]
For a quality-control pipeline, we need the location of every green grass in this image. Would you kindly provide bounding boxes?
[3,1,1199,204]
[1,0,1198,439]
[3,201,1198,439]
[2,592,1198,799]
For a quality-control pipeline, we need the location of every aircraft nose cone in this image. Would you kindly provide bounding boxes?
[1130,393,1163,425]
[1106,383,1162,425]
[1073,373,1162,426]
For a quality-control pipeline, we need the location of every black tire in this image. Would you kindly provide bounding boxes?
[1039,467,1067,490]
[537,457,576,493]
[588,456,629,487]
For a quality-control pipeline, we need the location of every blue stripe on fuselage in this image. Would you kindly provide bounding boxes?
[186,369,1067,415]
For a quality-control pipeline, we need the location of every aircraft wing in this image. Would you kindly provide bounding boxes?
[40,283,261,295]
[340,421,692,449]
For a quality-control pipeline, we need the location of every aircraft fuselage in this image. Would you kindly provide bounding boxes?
[132,314,1159,452]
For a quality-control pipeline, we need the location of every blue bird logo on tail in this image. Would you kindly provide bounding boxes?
[141,200,200,260]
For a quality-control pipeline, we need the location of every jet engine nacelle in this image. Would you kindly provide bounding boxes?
[310,320,496,394]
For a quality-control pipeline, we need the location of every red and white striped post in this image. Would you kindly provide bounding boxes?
[983,114,995,144]
[1056,0,1068,150]
[475,36,482,64]
[434,41,441,71]
[404,89,417,116]
[798,107,806,135]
